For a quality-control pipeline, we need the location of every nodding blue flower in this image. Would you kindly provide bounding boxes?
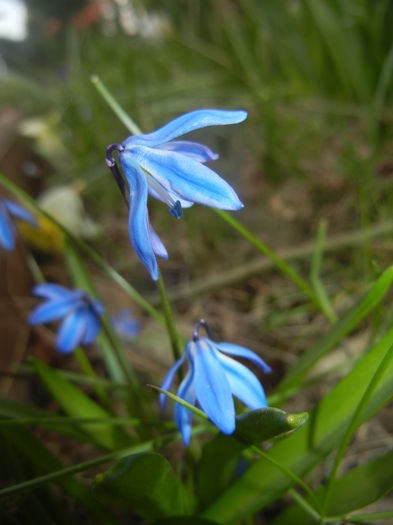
[111,308,140,341]
[0,198,37,251]
[106,109,247,280]
[160,319,271,446]
[29,283,105,354]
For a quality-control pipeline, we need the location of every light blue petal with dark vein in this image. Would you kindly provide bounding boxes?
[5,200,38,226]
[216,342,272,373]
[217,352,268,409]
[159,140,219,162]
[159,347,188,408]
[124,109,247,148]
[194,338,235,435]
[56,310,87,353]
[29,293,84,325]
[175,359,196,446]
[120,152,159,280]
[133,146,243,210]
[0,201,15,250]
[32,283,73,300]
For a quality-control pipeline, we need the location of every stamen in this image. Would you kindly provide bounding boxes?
[170,200,182,219]
[193,319,213,342]
[146,175,183,219]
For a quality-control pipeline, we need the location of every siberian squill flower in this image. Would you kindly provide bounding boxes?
[0,198,37,251]
[111,308,140,341]
[106,109,247,280]
[29,284,104,353]
[160,319,271,445]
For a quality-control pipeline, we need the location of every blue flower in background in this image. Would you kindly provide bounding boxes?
[0,198,37,251]
[29,284,105,354]
[111,308,140,341]
[160,319,271,445]
[106,109,247,280]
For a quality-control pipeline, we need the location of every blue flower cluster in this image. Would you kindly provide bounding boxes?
[29,284,105,353]
[6,108,270,445]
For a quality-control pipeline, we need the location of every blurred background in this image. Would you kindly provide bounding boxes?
[1,0,393,515]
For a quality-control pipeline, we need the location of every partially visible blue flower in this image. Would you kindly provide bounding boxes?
[29,283,105,354]
[106,109,247,280]
[111,308,140,341]
[0,198,37,251]
[160,319,271,446]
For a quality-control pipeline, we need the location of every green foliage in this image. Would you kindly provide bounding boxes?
[1,1,393,523]
[94,452,187,521]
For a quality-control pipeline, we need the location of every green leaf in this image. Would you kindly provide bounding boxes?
[94,452,186,521]
[202,324,393,524]
[0,426,116,524]
[32,358,128,449]
[154,518,220,525]
[198,408,308,509]
[271,448,393,525]
[278,266,393,392]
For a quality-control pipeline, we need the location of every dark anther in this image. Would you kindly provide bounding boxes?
[193,319,213,342]
[169,200,183,219]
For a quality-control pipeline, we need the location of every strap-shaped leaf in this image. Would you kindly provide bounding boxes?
[198,408,308,508]
[33,359,129,450]
[278,266,393,392]
[271,448,393,524]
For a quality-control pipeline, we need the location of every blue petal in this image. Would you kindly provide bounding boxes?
[159,140,219,163]
[0,201,15,251]
[32,283,72,300]
[217,353,268,410]
[124,109,247,147]
[148,217,168,259]
[29,292,83,325]
[133,146,243,210]
[175,357,196,446]
[90,299,105,316]
[81,309,101,345]
[5,200,38,226]
[216,342,272,374]
[159,347,188,408]
[120,152,159,280]
[56,309,87,353]
[111,309,140,341]
[193,338,235,435]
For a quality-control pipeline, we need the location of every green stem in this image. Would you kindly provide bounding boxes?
[214,209,329,318]
[288,488,321,523]
[319,343,393,522]
[157,270,182,364]
[91,75,142,135]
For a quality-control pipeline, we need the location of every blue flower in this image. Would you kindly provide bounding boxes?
[106,109,247,280]
[111,308,140,341]
[160,319,271,445]
[29,283,105,354]
[0,198,37,251]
